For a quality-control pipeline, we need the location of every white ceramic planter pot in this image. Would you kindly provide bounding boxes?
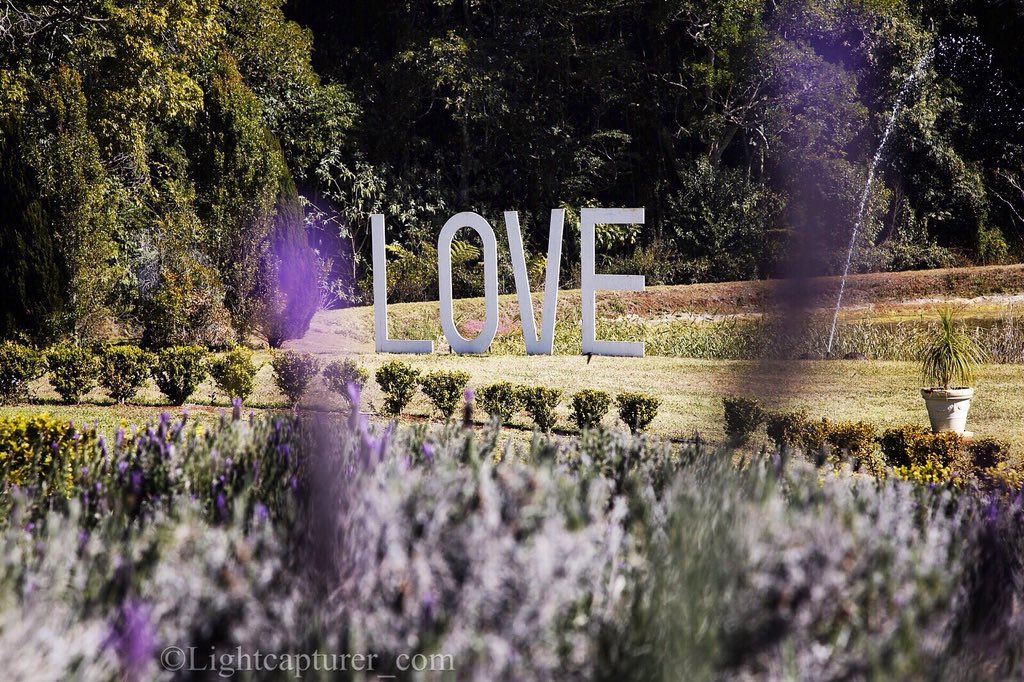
[921,387,974,434]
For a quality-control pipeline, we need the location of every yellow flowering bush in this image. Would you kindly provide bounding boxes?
[0,414,96,494]
[894,460,961,488]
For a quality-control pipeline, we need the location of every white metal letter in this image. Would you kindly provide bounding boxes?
[372,214,434,353]
[504,210,564,355]
[438,212,499,354]
[580,208,646,357]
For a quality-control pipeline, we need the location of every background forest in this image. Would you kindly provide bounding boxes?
[2,0,1023,348]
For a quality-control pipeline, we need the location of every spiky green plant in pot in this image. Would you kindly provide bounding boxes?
[920,308,986,434]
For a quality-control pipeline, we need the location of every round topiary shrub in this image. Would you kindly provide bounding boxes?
[99,345,154,404]
[478,381,525,424]
[46,344,100,404]
[616,392,661,434]
[570,388,611,431]
[419,370,472,420]
[722,396,765,445]
[323,358,370,405]
[152,345,209,405]
[209,347,259,403]
[375,361,421,416]
[0,341,44,404]
[522,386,562,432]
[271,351,322,406]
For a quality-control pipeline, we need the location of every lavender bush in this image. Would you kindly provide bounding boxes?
[1,403,1024,680]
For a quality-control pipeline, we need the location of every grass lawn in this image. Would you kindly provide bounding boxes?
[4,352,1022,451]
[5,263,1024,445]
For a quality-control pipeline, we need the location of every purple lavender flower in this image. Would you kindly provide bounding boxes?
[463,387,475,427]
[254,502,269,522]
[422,590,438,624]
[422,442,435,463]
[105,600,156,681]
[347,381,362,407]
[232,397,243,421]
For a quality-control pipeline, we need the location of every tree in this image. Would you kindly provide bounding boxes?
[257,161,320,347]
[0,118,65,340]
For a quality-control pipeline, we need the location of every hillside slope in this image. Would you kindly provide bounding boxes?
[293,263,1024,354]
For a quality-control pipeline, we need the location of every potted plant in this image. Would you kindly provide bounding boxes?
[920,308,986,434]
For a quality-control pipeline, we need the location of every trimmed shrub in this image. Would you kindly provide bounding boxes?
[879,425,930,468]
[419,370,472,420]
[764,411,830,452]
[46,344,99,404]
[479,382,525,423]
[968,438,1010,470]
[99,345,154,404]
[523,386,562,432]
[880,425,967,472]
[153,346,209,405]
[824,420,884,474]
[323,358,369,404]
[825,420,877,456]
[722,396,765,444]
[0,341,44,404]
[570,389,612,431]
[209,347,259,402]
[375,361,421,416]
[979,462,1024,493]
[616,392,661,434]
[271,351,322,406]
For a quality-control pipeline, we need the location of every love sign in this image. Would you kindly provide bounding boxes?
[373,208,646,357]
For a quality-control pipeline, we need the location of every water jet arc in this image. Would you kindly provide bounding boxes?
[826,50,934,355]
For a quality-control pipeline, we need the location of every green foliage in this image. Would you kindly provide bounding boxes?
[879,425,967,472]
[375,361,421,416]
[522,386,562,432]
[921,309,986,388]
[722,396,765,444]
[45,344,99,404]
[668,159,780,282]
[893,460,958,487]
[418,370,471,420]
[34,67,120,340]
[967,438,1010,471]
[322,359,369,403]
[765,410,810,449]
[0,341,44,404]
[0,414,96,495]
[270,351,322,406]
[570,389,612,431]
[258,161,320,347]
[139,187,234,350]
[478,382,525,423]
[209,347,259,402]
[152,346,209,405]
[616,392,661,434]
[0,120,65,340]
[98,345,154,404]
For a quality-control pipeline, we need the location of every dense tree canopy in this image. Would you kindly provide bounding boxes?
[1,0,1023,340]
[289,0,1024,298]
[0,0,348,343]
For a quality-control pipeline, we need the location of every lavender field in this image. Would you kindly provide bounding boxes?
[0,392,1020,681]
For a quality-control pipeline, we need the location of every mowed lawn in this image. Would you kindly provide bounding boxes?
[5,264,1024,444]
[4,351,1023,450]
